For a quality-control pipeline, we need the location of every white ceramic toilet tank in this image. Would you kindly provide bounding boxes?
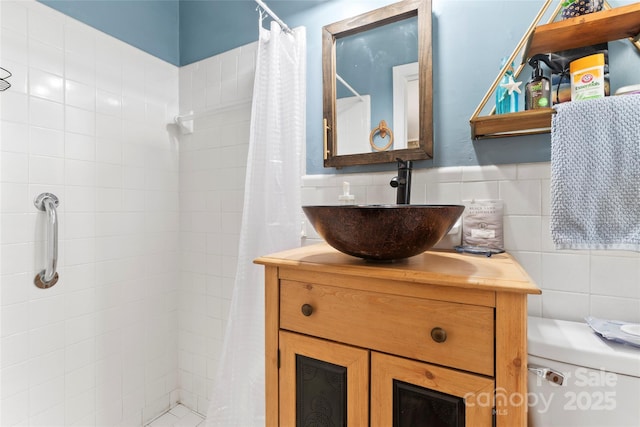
[527,316,640,427]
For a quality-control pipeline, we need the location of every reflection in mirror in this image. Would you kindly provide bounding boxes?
[335,16,417,155]
[393,62,419,150]
[323,0,432,168]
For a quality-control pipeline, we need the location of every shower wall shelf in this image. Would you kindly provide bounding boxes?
[470,1,640,140]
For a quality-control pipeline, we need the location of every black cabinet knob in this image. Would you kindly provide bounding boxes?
[430,327,447,343]
[301,304,314,316]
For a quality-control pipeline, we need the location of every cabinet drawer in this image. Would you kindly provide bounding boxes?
[280,280,495,376]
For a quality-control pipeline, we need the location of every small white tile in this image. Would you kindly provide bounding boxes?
[28,376,64,417]
[503,215,541,252]
[499,179,541,216]
[65,386,95,425]
[148,412,179,427]
[28,5,64,49]
[64,337,96,372]
[1,332,29,369]
[66,186,96,212]
[2,30,29,66]
[29,39,64,76]
[1,91,28,124]
[1,1,28,35]
[64,213,95,239]
[29,322,65,358]
[96,137,122,164]
[65,51,96,86]
[1,151,28,182]
[66,106,96,136]
[169,404,191,418]
[0,389,29,426]
[66,80,96,111]
[461,180,499,201]
[29,155,65,185]
[0,272,30,306]
[65,313,96,346]
[64,20,95,57]
[96,89,122,116]
[0,213,37,244]
[590,295,640,323]
[0,183,30,213]
[30,97,64,130]
[28,349,64,387]
[29,68,64,103]
[462,164,517,182]
[590,255,640,299]
[28,294,66,330]
[517,162,550,180]
[65,159,96,187]
[65,288,96,319]
[541,252,590,293]
[28,401,65,426]
[175,411,205,427]
[0,242,34,275]
[541,290,590,321]
[1,121,29,153]
[1,302,29,337]
[1,360,30,396]
[30,126,64,157]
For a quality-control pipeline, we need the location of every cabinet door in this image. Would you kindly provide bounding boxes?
[371,352,495,427]
[279,330,369,426]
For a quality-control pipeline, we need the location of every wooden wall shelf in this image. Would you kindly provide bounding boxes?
[470,108,553,140]
[526,2,640,58]
[470,1,640,140]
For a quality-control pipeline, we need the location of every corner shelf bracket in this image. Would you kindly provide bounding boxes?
[469,0,640,140]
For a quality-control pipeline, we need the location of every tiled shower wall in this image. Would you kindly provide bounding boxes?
[1,1,180,425]
[176,43,256,415]
[301,164,640,324]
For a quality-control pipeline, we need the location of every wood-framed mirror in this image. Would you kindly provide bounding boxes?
[322,0,432,168]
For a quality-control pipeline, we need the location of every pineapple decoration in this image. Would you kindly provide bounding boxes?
[561,0,604,19]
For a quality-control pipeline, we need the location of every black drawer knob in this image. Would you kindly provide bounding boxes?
[430,327,447,343]
[301,304,314,316]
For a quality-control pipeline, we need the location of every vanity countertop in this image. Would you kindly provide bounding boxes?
[255,243,541,295]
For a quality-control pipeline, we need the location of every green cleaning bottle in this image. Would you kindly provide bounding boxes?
[525,57,551,110]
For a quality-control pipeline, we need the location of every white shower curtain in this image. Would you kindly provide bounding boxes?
[206,19,306,427]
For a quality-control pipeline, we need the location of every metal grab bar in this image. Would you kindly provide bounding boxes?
[34,193,59,289]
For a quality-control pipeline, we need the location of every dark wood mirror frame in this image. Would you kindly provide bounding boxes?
[322,0,432,168]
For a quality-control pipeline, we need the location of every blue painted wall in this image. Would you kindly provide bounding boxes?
[39,0,181,65]
[39,0,640,175]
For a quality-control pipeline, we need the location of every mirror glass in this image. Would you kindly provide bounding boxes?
[322,0,432,167]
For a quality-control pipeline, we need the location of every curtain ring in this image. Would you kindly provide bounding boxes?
[369,120,394,152]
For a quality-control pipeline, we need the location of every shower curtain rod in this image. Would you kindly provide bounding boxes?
[337,74,364,102]
[255,0,292,33]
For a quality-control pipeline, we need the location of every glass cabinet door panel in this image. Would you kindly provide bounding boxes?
[371,352,495,427]
[296,355,347,426]
[279,331,369,426]
[394,380,465,427]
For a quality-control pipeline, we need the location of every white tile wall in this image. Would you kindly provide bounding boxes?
[301,163,640,324]
[177,43,256,416]
[1,1,180,425]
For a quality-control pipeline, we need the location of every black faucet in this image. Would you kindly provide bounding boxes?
[389,158,412,204]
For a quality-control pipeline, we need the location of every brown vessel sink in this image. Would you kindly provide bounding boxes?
[302,205,465,261]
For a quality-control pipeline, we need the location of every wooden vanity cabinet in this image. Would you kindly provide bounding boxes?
[256,244,541,427]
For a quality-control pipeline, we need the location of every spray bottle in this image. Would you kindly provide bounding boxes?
[525,55,552,110]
